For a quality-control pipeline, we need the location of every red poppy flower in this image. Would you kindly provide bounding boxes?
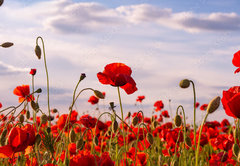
[161,110,170,118]
[200,104,208,111]
[232,50,240,74]
[154,100,164,112]
[13,85,34,103]
[29,69,37,76]
[57,110,78,131]
[68,143,76,155]
[0,102,2,108]
[97,63,137,95]
[88,95,99,105]
[0,124,36,158]
[136,96,145,103]
[79,115,97,128]
[195,102,200,108]
[222,86,240,118]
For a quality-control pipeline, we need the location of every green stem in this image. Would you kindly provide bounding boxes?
[36,36,50,127]
[190,80,197,151]
[32,75,36,125]
[195,112,209,166]
[117,87,127,163]
[176,105,187,166]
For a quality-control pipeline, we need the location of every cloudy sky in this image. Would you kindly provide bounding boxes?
[0,0,240,123]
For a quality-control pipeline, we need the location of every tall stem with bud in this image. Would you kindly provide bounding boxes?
[35,36,51,127]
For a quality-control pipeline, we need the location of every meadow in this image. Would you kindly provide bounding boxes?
[0,37,240,166]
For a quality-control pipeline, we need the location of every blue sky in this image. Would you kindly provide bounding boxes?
[1,0,240,123]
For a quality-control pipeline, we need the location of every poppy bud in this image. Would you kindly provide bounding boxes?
[147,133,154,144]
[41,114,48,124]
[35,45,41,59]
[0,0,4,7]
[76,138,84,150]
[112,120,118,132]
[26,110,30,119]
[35,88,42,93]
[185,136,192,147]
[70,129,76,143]
[35,134,41,146]
[0,129,7,146]
[233,143,240,157]
[79,73,86,81]
[109,102,115,110]
[52,108,58,113]
[31,101,39,110]
[179,79,190,88]
[132,116,139,126]
[206,96,220,114]
[174,115,182,127]
[127,112,131,118]
[29,69,37,76]
[94,90,105,99]
[152,121,158,129]
[19,114,25,123]
[1,42,13,48]
[47,127,51,133]
[94,137,98,146]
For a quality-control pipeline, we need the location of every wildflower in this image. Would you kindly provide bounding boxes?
[79,115,97,128]
[222,86,240,118]
[88,95,99,105]
[200,104,208,111]
[13,85,34,103]
[29,69,37,76]
[97,63,137,94]
[232,50,240,74]
[0,102,2,108]
[161,110,170,118]
[154,100,164,112]
[0,124,35,158]
[136,95,145,103]
[195,102,200,108]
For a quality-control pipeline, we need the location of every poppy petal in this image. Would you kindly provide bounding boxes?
[0,145,13,158]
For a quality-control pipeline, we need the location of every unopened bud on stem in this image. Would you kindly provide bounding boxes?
[206,96,220,114]
[179,79,190,88]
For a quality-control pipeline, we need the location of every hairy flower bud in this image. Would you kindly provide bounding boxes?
[206,96,220,114]
[132,116,139,126]
[76,138,84,150]
[112,120,118,133]
[41,114,48,124]
[147,133,154,144]
[1,42,13,48]
[185,136,192,147]
[94,90,105,99]
[80,73,86,81]
[174,115,182,127]
[0,129,7,146]
[233,143,240,157]
[19,114,25,123]
[35,45,41,59]
[35,88,42,93]
[179,79,190,88]
[70,129,76,143]
[31,101,39,110]
[52,108,58,113]
[26,110,30,119]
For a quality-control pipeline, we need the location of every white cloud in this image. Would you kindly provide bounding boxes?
[0,61,30,75]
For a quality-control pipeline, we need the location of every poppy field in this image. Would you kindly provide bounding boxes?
[0,38,240,166]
